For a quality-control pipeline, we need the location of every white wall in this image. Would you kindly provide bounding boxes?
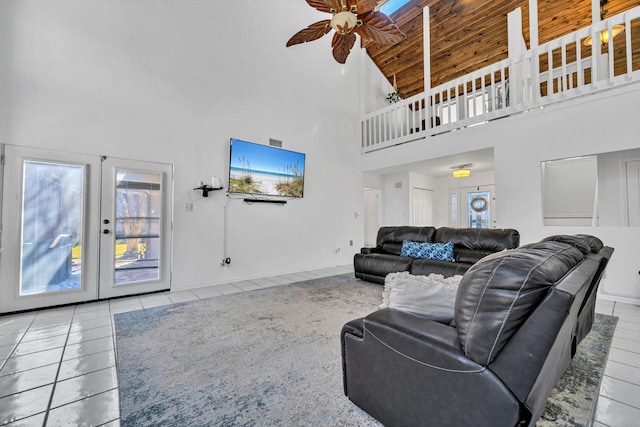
[597,148,640,226]
[0,0,364,290]
[360,50,395,115]
[361,84,640,302]
[381,173,411,225]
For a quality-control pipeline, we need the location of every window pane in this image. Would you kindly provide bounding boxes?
[20,161,84,295]
[114,170,162,284]
[379,0,410,15]
[468,191,491,228]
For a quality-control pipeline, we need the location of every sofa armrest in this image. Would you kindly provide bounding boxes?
[342,308,522,427]
[342,317,364,339]
[360,246,381,254]
[361,308,477,371]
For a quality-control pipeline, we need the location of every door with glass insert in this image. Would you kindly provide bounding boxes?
[0,146,101,313]
[461,185,496,229]
[98,158,172,298]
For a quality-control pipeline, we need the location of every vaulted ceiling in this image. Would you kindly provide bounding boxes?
[366,0,640,98]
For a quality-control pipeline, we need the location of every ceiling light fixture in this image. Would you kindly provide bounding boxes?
[584,0,625,46]
[452,164,472,178]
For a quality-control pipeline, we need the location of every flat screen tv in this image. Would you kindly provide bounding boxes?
[228,138,306,198]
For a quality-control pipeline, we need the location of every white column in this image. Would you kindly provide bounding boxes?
[529,0,538,48]
[507,8,525,105]
[591,0,608,82]
[423,6,430,92]
[592,0,600,23]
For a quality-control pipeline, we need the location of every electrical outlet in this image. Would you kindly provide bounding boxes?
[185,203,193,212]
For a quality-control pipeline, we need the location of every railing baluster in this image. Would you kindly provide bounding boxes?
[501,66,507,109]
[576,36,583,92]
[607,21,614,85]
[626,13,632,79]
[547,46,555,99]
[561,43,567,93]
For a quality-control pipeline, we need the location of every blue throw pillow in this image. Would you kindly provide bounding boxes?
[400,241,455,262]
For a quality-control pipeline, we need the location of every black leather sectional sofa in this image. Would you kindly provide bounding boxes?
[342,234,613,427]
[354,226,520,284]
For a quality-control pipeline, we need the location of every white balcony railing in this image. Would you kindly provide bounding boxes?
[362,6,640,153]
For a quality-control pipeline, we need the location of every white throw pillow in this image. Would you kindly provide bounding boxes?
[381,271,462,323]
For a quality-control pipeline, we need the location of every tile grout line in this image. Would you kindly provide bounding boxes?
[596,392,640,412]
[0,316,35,375]
[601,373,640,390]
[41,307,76,427]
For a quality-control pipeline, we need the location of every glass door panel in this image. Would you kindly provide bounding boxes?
[20,161,84,295]
[114,171,161,284]
[467,191,491,228]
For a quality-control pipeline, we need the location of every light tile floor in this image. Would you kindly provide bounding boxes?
[0,265,638,426]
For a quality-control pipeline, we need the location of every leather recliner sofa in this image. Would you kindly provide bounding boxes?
[342,235,613,427]
[354,226,520,284]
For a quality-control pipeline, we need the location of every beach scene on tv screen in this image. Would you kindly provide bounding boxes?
[229,139,305,198]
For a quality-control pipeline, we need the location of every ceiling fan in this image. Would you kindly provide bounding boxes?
[286,0,406,64]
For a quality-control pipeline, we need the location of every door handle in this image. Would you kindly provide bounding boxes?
[103,219,110,224]
[103,229,110,234]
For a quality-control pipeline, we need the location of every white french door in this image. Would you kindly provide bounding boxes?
[0,146,172,313]
[98,158,172,299]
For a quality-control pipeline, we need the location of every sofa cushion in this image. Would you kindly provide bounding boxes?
[454,241,585,366]
[400,241,454,262]
[434,227,520,251]
[576,234,604,253]
[455,248,494,264]
[542,235,592,254]
[382,242,403,255]
[410,259,472,278]
[381,272,461,323]
[376,226,436,255]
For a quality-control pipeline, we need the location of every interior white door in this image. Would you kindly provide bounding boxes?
[98,158,173,299]
[625,160,640,226]
[412,187,434,226]
[363,187,381,247]
[0,146,101,313]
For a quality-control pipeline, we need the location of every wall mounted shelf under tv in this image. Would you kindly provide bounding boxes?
[243,198,287,205]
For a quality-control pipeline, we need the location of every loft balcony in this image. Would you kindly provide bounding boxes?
[361,5,640,153]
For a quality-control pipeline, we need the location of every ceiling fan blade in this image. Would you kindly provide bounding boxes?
[353,0,379,15]
[306,0,342,13]
[356,11,406,45]
[332,32,356,64]
[286,20,332,47]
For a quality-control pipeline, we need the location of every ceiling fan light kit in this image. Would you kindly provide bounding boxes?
[286,0,406,64]
[331,10,359,34]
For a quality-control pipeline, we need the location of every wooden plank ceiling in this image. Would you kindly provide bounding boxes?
[366,0,640,98]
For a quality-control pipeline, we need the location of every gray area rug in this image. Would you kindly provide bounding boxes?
[114,274,617,426]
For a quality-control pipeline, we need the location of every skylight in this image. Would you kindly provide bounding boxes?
[378,0,410,15]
